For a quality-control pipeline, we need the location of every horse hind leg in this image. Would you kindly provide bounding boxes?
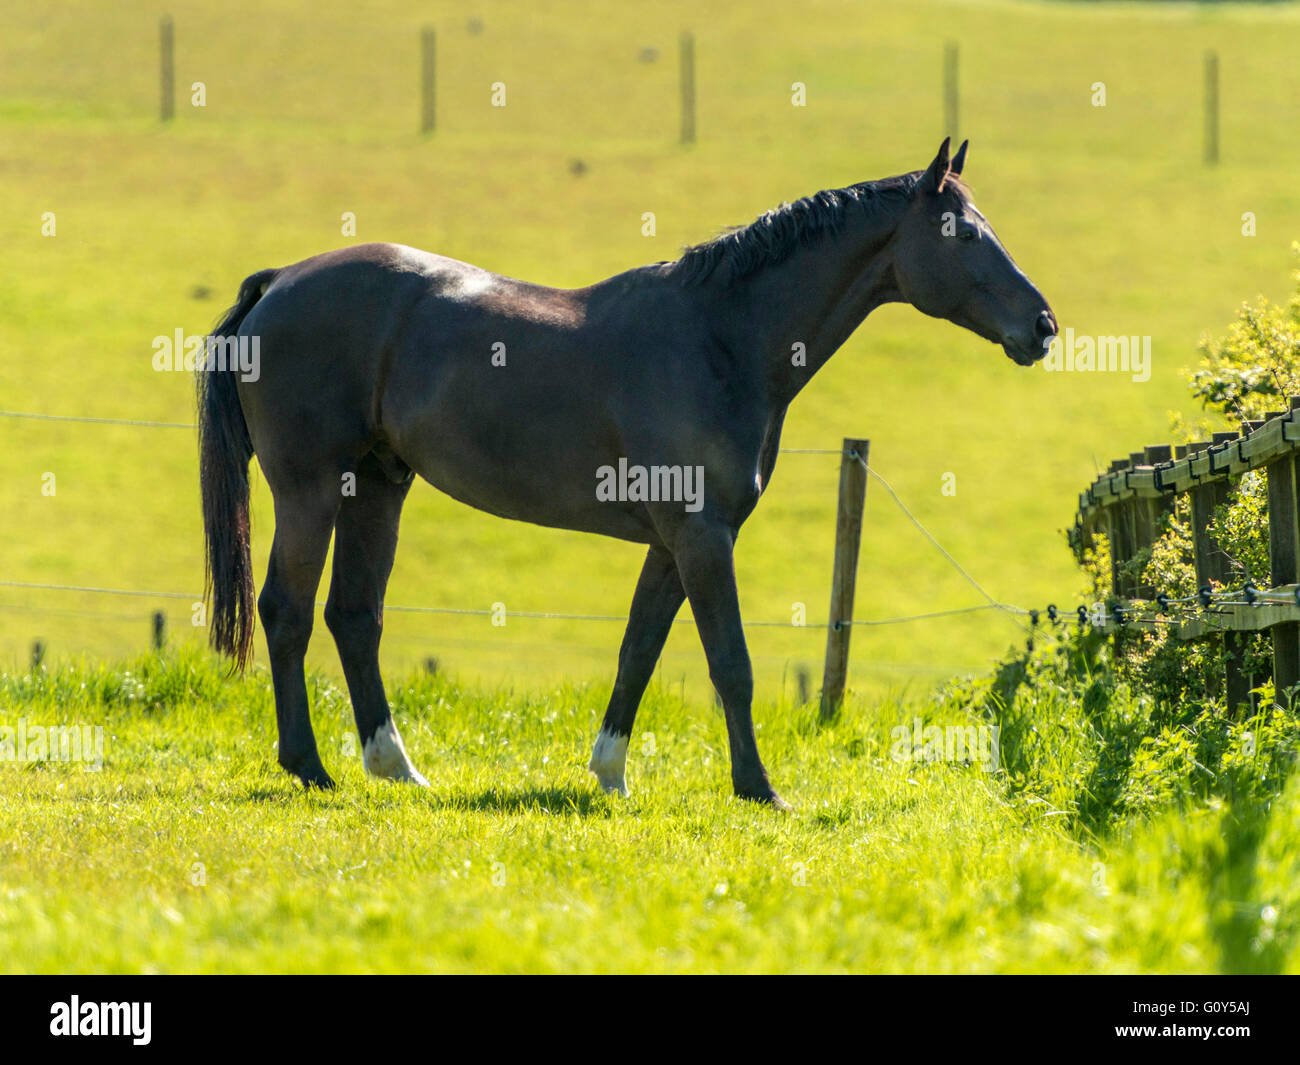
[259,477,341,788]
[325,451,427,785]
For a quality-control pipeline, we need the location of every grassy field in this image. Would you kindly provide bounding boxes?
[3,0,1300,975]
[1,647,1297,973]
[3,0,1300,698]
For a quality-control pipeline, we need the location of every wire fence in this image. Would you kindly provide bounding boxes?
[0,407,1028,630]
[13,400,1289,693]
[2,401,1144,685]
[6,406,1273,628]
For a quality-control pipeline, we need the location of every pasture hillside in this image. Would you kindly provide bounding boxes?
[3,0,1300,699]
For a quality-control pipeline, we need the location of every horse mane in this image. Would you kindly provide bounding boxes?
[665,171,970,287]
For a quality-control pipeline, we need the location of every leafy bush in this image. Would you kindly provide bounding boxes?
[1189,243,1300,420]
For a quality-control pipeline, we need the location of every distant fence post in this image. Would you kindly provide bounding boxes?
[152,610,166,650]
[943,41,959,142]
[30,639,45,671]
[420,26,436,134]
[679,31,696,145]
[820,438,870,721]
[1204,49,1219,166]
[160,16,175,122]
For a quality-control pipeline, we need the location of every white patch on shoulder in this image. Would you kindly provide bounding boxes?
[588,728,629,797]
[363,719,429,787]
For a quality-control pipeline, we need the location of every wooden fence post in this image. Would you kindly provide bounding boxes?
[152,610,166,650]
[160,16,175,122]
[1106,457,1136,611]
[1104,458,1125,592]
[1128,445,1174,599]
[1204,50,1219,166]
[420,27,436,134]
[820,438,869,721]
[943,42,959,142]
[1268,405,1300,705]
[679,31,696,145]
[1113,504,1135,657]
[1189,435,1251,711]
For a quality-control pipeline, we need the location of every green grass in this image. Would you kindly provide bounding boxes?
[5,0,1300,975]
[4,0,1300,698]
[1,648,1297,973]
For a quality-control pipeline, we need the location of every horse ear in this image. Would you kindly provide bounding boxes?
[922,137,952,193]
[950,139,968,176]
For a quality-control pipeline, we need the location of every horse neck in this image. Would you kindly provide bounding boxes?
[728,208,904,408]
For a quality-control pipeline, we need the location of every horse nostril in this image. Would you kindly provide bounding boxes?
[1034,310,1056,341]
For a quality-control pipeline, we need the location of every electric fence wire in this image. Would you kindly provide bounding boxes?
[0,410,1287,638]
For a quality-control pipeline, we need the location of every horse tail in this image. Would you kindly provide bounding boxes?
[197,267,276,671]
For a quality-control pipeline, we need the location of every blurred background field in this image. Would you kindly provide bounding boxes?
[3,0,1300,699]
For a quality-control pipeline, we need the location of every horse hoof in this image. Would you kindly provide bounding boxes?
[281,753,335,790]
[735,786,791,811]
[363,721,427,785]
[588,729,630,797]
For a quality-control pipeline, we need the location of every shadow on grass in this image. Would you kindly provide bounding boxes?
[428,784,613,817]
[234,780,613,817]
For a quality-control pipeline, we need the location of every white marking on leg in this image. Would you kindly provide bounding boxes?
[362,719,429,786]
[588,728,629,797]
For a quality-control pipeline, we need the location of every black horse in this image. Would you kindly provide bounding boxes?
[198,139,1055,807]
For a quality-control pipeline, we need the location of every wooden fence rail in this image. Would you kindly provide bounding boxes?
[1069,396,1300,709]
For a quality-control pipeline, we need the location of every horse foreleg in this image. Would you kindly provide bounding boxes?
[671,521,787,808]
